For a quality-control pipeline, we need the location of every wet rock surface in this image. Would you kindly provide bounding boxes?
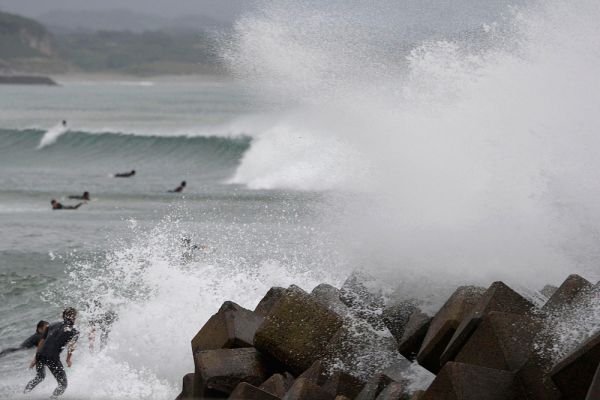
[176,274,598,400]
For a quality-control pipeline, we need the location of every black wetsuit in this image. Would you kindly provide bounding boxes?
[0,332,43,358]
[53,203,82,210]
[25,320,79,397]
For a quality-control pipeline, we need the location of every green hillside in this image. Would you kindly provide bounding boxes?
[0,11,53,58]
[0,10,224,75]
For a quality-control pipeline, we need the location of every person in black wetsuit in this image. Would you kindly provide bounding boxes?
[24,307,79,398]
[115,170,136,178]
[51,199,82,210]
[68,191,90,201]
[0,320,49,358]
[168,181,186,193]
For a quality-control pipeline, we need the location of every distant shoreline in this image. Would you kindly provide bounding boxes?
[50,72,234,83]
[0,72,236,86]
[0,75,57,86]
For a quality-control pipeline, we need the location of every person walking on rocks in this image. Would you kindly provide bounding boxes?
[24,307,79,398]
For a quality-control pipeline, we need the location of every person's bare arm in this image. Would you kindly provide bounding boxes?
[66,341,76,367]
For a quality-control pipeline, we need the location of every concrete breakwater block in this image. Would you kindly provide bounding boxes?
[416,286,485,373]
[454,311,541,371]
[514,354,562,400]
[175,373,195,400]
[192,301,264,354]
[322,371,365,399]
[175,274,598,400]
[322,318,409,379]
[282,378,335,400]
[440,281,534,366]
[409,390,425,400]
[355,373,393,400]
[259,373,295,398]
[374,382,408,400]
[297,360,329,385]
[542,274,593,313]
[397,309,432,361]
[339,271,386,330]
[382,300,418,343]
[228,382,281,400]
[194,347,274,396]
[420,362,518,400]
[254,287,343,375]
[540,285,558,299]
[254,287,288,317]
[551,330,600,400]
[586,363,600,400]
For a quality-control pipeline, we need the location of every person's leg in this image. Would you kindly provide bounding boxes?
[24,358,46,392]
[47,358,68,397]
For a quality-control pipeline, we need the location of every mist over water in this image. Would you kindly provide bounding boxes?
[226,0,600,290]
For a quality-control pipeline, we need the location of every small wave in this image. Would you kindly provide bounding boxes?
[37,123,68,149]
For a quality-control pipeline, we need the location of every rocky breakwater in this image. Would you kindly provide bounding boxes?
[176,273,600,400]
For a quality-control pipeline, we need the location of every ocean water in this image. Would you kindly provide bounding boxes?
[0,80,348,398]
[2,0,600,398]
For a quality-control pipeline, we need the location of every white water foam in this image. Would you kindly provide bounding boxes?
[37,123,68,149]
[0,213,345,399]
[224,0,600,291]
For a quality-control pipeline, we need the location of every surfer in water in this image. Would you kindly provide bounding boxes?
[62,120,67,127]
[115,170,136,178]
[51,199,82,210]
[169,181,186,193]
[0,321,49,358]
[68,191,90,201]
[24,308,79,398]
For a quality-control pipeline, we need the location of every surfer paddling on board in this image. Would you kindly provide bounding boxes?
[68,191,90,201]
[114,170,135,178]
[168,181,186,193]
[51,199,82,210]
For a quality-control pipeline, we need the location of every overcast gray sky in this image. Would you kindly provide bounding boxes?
[0,0,252,21]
